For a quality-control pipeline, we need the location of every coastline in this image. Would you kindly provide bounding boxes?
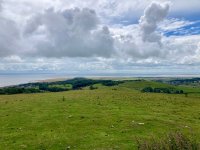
[0,74,200,88]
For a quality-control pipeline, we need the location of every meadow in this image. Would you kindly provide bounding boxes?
[0,80,200,149]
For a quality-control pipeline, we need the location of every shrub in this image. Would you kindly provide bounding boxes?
[89,85,98,90]
[136,132,199,150]
[142,87,154,93]
[141,87,184,94]
[101,80,122,86]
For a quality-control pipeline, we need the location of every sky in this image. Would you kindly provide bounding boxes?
[0,0,200,76]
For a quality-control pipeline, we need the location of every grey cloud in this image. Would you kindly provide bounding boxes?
[0,19,20,56]
[1,0,200,70]
[112,2,171,60]
[139,2,170,44]
[116,35,165,59]
[0,0,21,57]
[0,0,2,11]
[24,8,115,58]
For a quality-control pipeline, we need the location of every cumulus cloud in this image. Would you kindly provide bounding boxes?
[24,7,114,58]
[112,2,171,59]
[115,32,165,59]
[139,2,170,44]
[163,35,200,64]
[0,0,200,74]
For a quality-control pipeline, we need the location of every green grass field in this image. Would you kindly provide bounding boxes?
[0,80,200,149]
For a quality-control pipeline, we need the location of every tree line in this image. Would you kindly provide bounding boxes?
[141,87,184,94]
[0,78,123,95]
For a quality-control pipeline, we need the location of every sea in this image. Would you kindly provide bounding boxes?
[0,73,70,87]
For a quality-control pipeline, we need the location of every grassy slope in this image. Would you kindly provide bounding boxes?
[0,81,200,149]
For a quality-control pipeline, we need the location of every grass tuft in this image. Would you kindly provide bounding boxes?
[136,132,200,150]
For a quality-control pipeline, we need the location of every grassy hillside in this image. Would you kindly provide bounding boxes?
[0,80,200,149]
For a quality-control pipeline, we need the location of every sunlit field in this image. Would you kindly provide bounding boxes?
[1,80,200,149]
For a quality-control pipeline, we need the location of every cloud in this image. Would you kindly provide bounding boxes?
[0,19,20,57]
[3,56,24,63]
[159,18,195,32]
[0,0,21,58]
[169,0,200,13]
[112,2,171,59]
[24,7,115,58]
[163,35,200,64]
[0,0,2,11]
[0,0,200,75]
[111,1,199,62]
[159,19,200,36]
[139,2,170,44]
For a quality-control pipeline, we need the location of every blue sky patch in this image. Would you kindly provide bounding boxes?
[163,21,200,37]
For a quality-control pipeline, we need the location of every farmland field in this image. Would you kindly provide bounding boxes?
[0,80,200,149]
